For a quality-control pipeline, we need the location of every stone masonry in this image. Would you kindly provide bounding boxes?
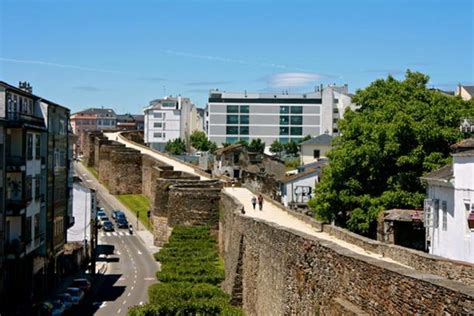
[219,192,474,315]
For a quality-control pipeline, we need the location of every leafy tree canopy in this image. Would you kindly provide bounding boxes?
[247,138,265,153]
[269,140,284,156]
[285,141,299,156]
[190,130,212,151]
[309,70,474,235]
[165,138,186,155]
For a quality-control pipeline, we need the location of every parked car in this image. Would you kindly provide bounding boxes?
[99,215,110,226]
[102,220,114,232]
[116,217,129,229]
[64,288,84,305]
[112,210,124,220]
[71,278,91,293]
[41,300,65,316]
[116,213,127,223]
[53,293,73,311]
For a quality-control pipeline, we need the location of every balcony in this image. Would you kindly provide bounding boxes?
[6,111,45,128]
[6,155,26,172]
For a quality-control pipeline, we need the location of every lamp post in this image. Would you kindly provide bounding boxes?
[136,211,139,230]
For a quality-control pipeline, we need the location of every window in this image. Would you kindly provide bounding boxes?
[239,137,249,143]
[240,105,249,113]
[26,216,32,243]
[280,116,289,125]
[313,150,320,159]
[154,122,163,128]
[290,116,302,125]
[279,137,289,144]
[280,106,289,114]
[240,115,249,124]
[280,127,289,135]
[153,132,162,138]
[333,128,339,133]
[291,106,303,114]
[334,98,339,103]
[227,115,239,124]
[26,176,32,200]
[227,105,239,113]
[333,118,338,123]
[34,214,40,240]
[226,126,239,135]
[35,135,40,160]
[290,127,302,136]
[240,126,249,135]
[442,201,447,231]
[35,176,40,199]
[226,137,238,144]
[27,133,33,160]
[162,101,176,108]
[333,108,339,114]
[153,112,162,118]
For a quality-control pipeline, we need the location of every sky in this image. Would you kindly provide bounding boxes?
[0,0,473,114]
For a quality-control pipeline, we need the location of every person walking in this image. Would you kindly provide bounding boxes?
[251,196,257,210]
[258,194,264,211]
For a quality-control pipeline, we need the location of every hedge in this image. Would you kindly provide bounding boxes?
[128,226,243,315]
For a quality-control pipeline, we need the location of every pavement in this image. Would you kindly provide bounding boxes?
[105,131,413,269]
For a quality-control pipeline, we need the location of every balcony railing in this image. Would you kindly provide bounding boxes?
[6,111,45,127]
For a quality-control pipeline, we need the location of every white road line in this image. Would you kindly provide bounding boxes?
[106,232,111,237]
[137,251,142,255]
[123,301,127,305]
[127,292,131,297]
[117,309,121,314]
[131,286,134,290]
[144,277,155,281]
[139,301,143,305]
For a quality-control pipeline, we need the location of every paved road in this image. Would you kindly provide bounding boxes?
[74,162,158,315]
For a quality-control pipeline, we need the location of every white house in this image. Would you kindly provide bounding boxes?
[144,96,202,152]
[299,133,333,165]
[280,168,321,207]
[421,138,474,263]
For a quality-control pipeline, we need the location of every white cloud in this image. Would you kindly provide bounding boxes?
[267,72,325,88]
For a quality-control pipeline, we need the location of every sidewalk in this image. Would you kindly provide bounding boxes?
[75,161,160,255]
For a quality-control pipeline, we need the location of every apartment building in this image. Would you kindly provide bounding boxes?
[206,85,355,146]
[116,113,145,131]
[0,81,72,313]
[70,107,116,155]
[143,96,203,151]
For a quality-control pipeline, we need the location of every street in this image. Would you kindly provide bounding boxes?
[74,161,158,315]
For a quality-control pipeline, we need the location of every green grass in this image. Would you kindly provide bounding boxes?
[81,161,99,179]
[116,194,152,230]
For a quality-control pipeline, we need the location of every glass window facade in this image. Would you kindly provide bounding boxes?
[280,116,289,125]
[280,127,289,135]
[227,105,239,113]
[226,137,238,144]
[280,106,289,114]
[291,106,303,114]
[290,116,303,125]
[226,126,239,134]
[279,137,289,144]
[290,127,302,135]
[227,115,239,124]
[240,126,249,135]
[240,105,249,113]
[240,115,249,124]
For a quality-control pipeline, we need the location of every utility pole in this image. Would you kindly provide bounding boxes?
[136,211,139,230]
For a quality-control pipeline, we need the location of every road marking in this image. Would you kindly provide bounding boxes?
[131,286,134,290]
[144,277,155,281]
[123,301,127,305]
[117,308,121,314]
[106,232,111,237]
[139,301,144,305]
[137,251,142,255]
[86,179,93,182]
[116,251,121,255]
[127,292,131,297]
[119,277,126,281]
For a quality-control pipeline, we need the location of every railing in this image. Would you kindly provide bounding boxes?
[6,111,45,126]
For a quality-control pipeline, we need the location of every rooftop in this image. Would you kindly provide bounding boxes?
[300,133,333,146]
[460,85,474,96]
[420,164,453,182]
[383,209,424,222]
[280,167,321,183]
[73,107,116,116]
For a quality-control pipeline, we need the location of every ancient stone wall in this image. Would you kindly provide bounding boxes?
[108,148,142,195]
[97,142,124,186]
[142,155,174,200]
[83,131,103,167]
[220,192,474,315]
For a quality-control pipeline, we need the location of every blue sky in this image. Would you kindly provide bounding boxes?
[0,0,472,113]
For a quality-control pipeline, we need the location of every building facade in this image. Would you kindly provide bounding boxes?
[144,96,202,152]
[0,81,72,313]
[421,139,474,263]
[456,84,474,101]
[206,85,355,146]
[299,133,333,165]
[70,107,116,155]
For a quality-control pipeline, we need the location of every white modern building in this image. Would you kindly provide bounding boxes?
[206,84,355,146]
[421,138,474,263]
[69,179,96,244]
[144,96,203,151]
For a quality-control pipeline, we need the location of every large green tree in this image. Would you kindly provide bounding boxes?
[269,140,284,157]
[309,71,474,235]
[248,138,265,153]
[190,130,211,151]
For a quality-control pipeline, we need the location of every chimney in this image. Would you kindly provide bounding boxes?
[18,81,33,93]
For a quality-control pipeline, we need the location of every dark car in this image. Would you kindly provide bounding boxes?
[112,210,125,221]
[64,287,84,305]
[102,220,114,232]
[53,293,73,311]
[116,217,129,229]
[71,278,92,293]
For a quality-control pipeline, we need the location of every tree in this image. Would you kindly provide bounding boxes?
[269,140,284,157]
[190,130,211,151]
[208,141,218,154]
[309,70,474,236]
[165,138,186,155]
[247,138,265,153]
[285,141,299,156]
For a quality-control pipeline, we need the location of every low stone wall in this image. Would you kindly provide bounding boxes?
[220,192,474,315]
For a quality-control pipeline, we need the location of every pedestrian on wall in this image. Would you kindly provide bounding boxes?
[251,196,257,210]
[258,194,264,211]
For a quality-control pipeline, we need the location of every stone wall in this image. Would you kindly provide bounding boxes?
[141,154,174,200]
[97,141,125,186]
[220,192,474,315]
[83,131,103,167]
[108,148,142,195]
